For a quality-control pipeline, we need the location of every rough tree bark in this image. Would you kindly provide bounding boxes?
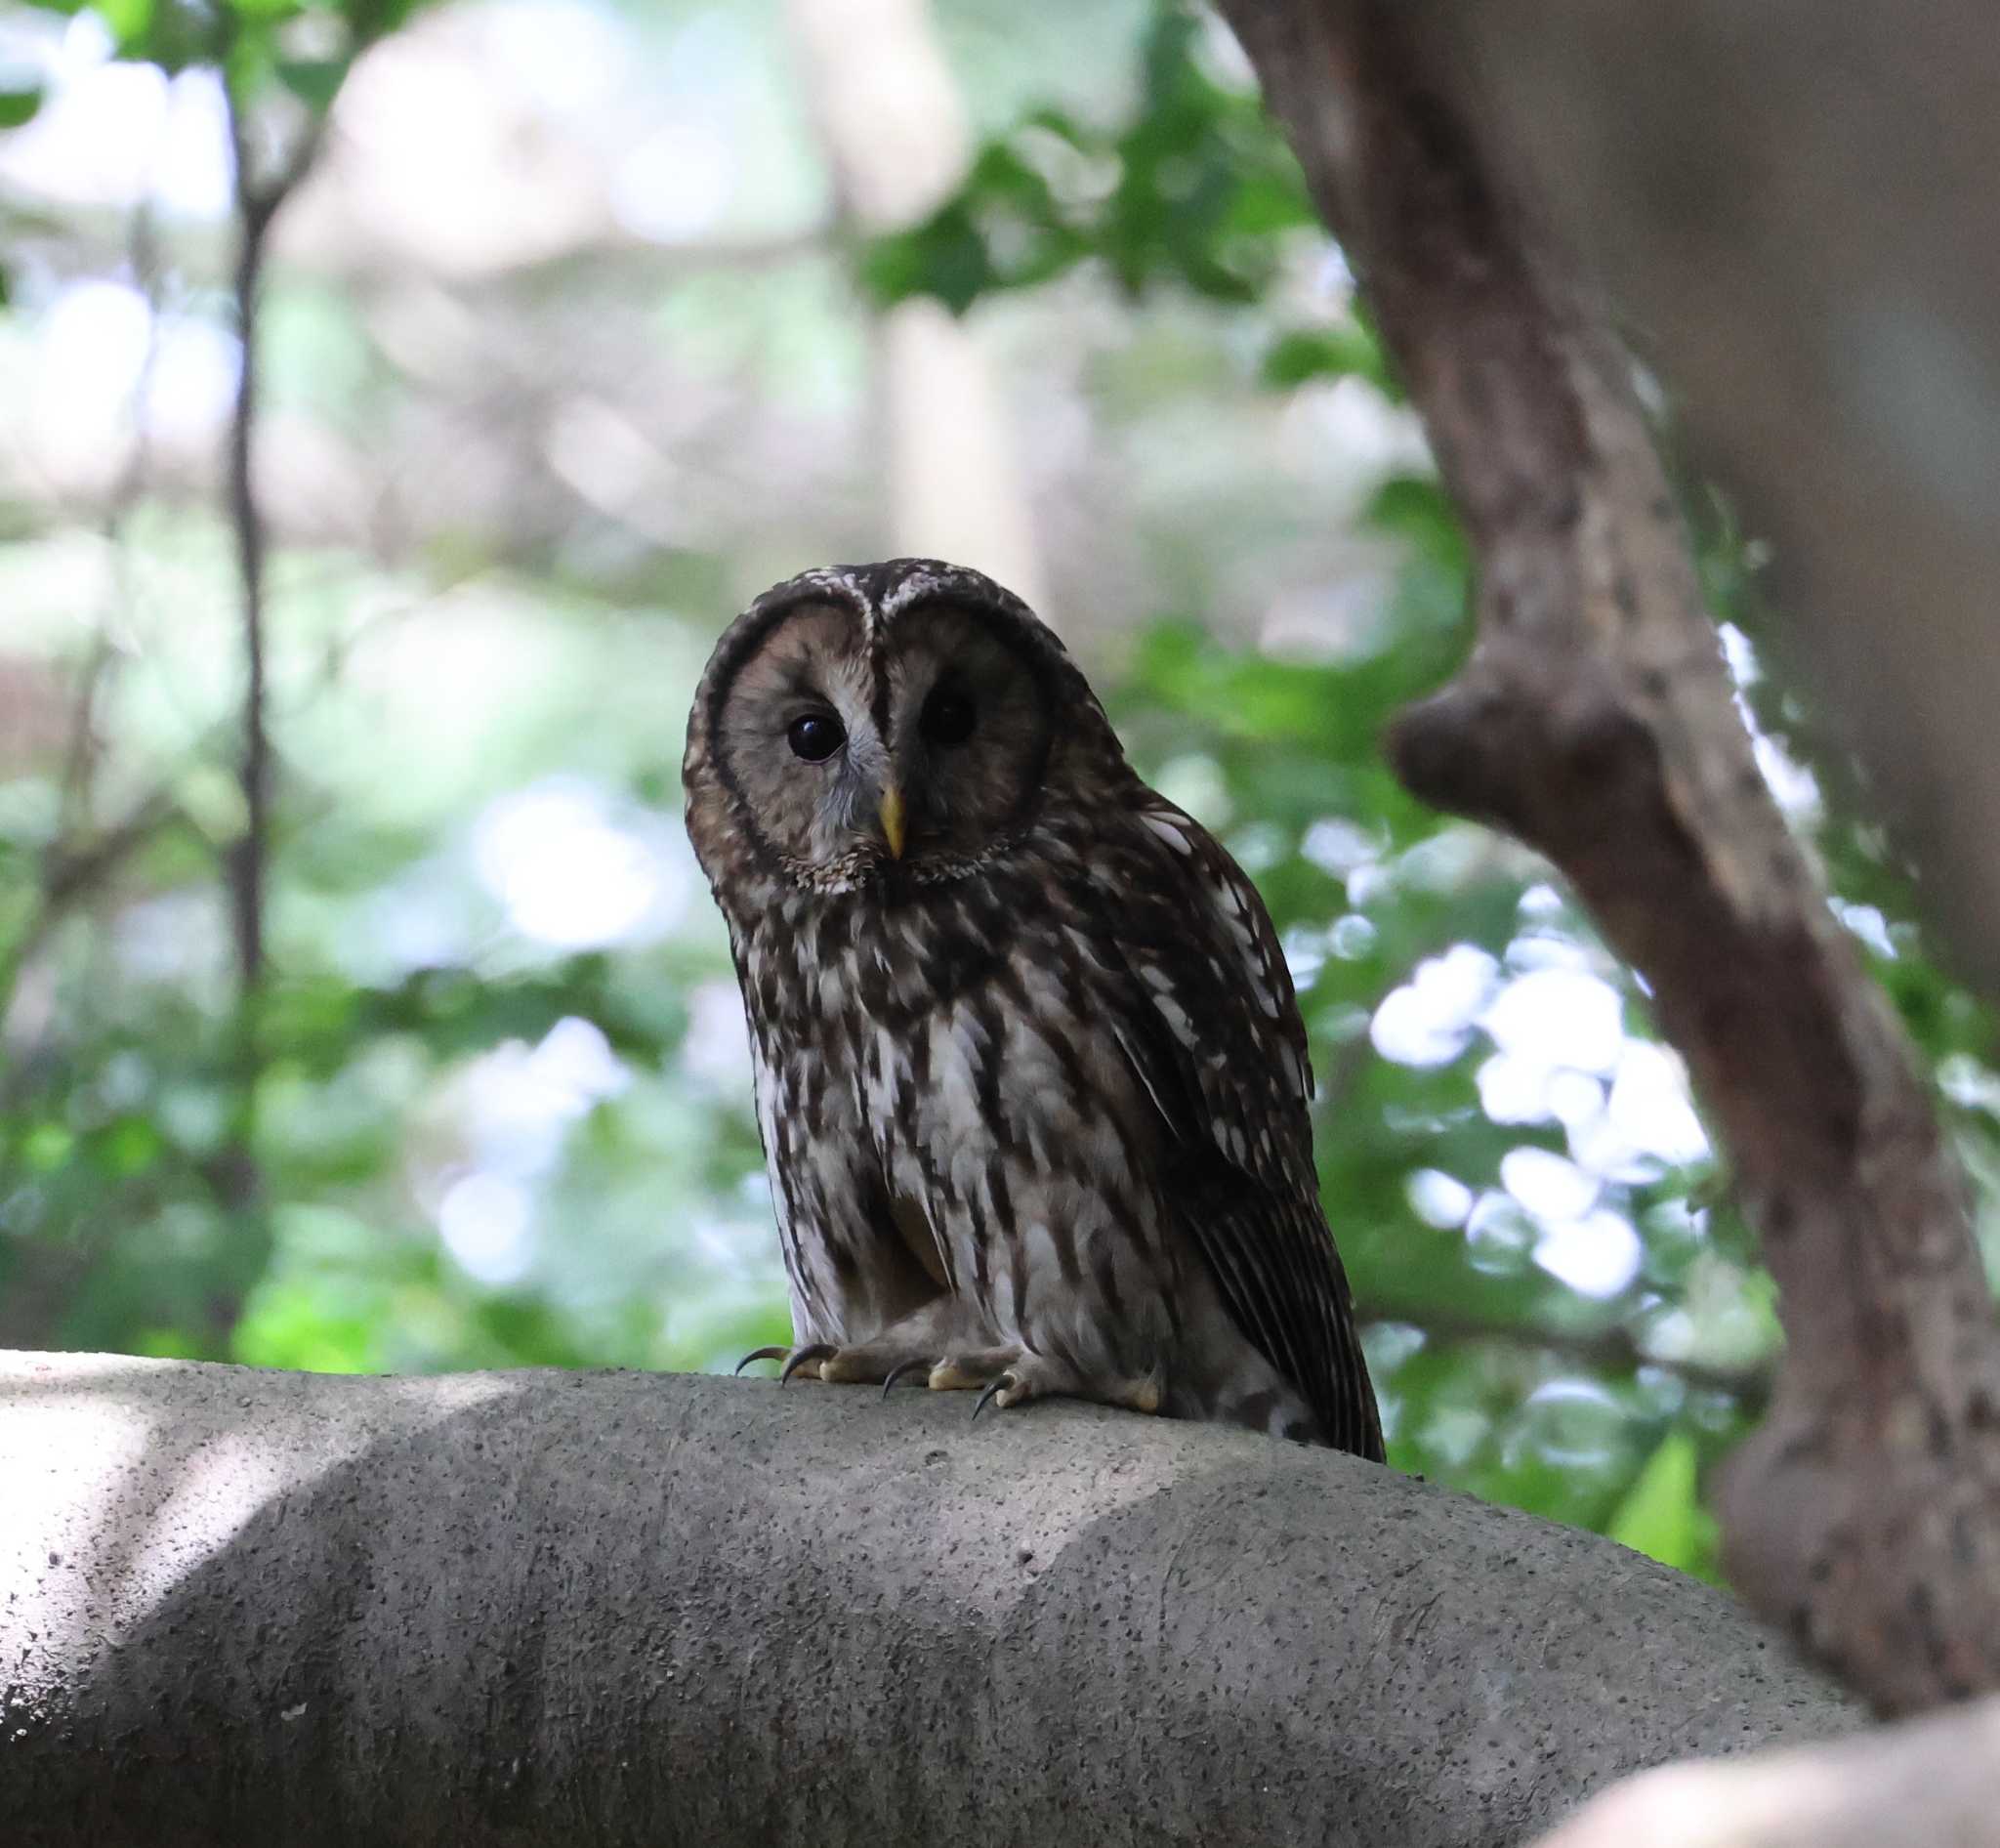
[1450,1,2000,1013]
[0,1354,1850,1848]
[1539,1690,2000,1848]
[1212,0,2000,1721]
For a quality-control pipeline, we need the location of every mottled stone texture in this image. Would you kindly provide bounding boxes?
[2,1355,1849,1846]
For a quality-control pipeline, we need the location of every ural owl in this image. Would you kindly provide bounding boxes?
[683,560,1382,1458]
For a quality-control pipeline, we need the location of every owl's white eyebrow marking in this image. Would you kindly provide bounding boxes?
[878,565,955,619]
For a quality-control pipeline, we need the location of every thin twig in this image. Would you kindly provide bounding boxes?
[223,143,270,1002]
[201,66,332,1336]
[219,74,330,1046]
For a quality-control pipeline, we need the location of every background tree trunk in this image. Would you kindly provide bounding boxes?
[787,0,1047,608]
[1446,0,2000,1011]
[1213,0,2000,1719]
[0,1354,1849,1848]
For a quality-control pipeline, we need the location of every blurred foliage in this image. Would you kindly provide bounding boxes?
[1,0,1997,1602]
[866,9,1306,311]
[866,4,1397,396]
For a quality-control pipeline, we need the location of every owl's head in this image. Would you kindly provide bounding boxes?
[684,560,1122,899]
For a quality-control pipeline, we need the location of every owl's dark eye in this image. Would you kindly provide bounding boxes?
[787,711,846,763]
[922,689,977,747]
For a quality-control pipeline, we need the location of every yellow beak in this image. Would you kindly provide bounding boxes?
[878,785,907,861]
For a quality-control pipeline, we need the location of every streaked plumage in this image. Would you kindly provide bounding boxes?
[684,559,1383,1458]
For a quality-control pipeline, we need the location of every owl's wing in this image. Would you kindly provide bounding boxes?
[1080,799,1382,1460]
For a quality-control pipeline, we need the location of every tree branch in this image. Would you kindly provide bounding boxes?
[1214,0,2000,1714]
[0,1356,1853,1846]
[205,65,331,1329]
[1534,1691,2000,1848]
[221,87,293,1019]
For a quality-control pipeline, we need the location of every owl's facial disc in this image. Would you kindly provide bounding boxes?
[877,606,1053,870]
[708,602,902,879]
[705,591,1059,891]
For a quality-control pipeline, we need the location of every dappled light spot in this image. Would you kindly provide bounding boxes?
[1405,1166,1473,1230]
[1465,1189,1538,1274]
[1371,943,1497,1066]
[474,779,689,949]
[1278,922,1326,987]
[613,120,736,243]
[1300,815,1378,875]
[26,281,237,490]
[1750,726,1822,820]
[1545,1069,1604,1128]
[450,1015,631,1178]
[681,979,755,1090]
[1417,1401,1488,1470]
[1477,1052,1555,1124]
[1149,753,1232,828]
[438,1170,535,1285]
[1226,820,1286,874]
[2,1359,522,1682]
[1605,1043,1709,1166]
[1328,912,1376,959]
[1532,1209,1644,1300]
[1835,900,1897,960]
[0,36,230,220]
[1501,1146,1599,1222]
[420,1016,637,1285]
[482,0,636,116]
[1482,966,1625,1074]
[1509,1377,1629,1473]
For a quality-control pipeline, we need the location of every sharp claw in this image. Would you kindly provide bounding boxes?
[780,1343,836,1385]
[972,1372,1016,1422]
[882,1357,932,1400]
[734,1346,787,1376]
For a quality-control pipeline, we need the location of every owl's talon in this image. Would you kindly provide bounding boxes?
[881,1356,933,1399]
[779,1344,837,1385]
[734,1346,788,1376]
[972,1372,1020,1422]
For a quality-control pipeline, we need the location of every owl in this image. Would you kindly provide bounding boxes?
[683,560,1383,1459]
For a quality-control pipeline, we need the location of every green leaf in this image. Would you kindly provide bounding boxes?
[1607,1430,1716,1575]
[861,210,995,315]
[21,1122,74,1171]
[0,85,44,130]
[90,1115,166,1177]
[93,0,155,58]
[276,56,349,112]
[1366,475,1470,577]
[232,1279,382,1372]
[1262,322,1399,399]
